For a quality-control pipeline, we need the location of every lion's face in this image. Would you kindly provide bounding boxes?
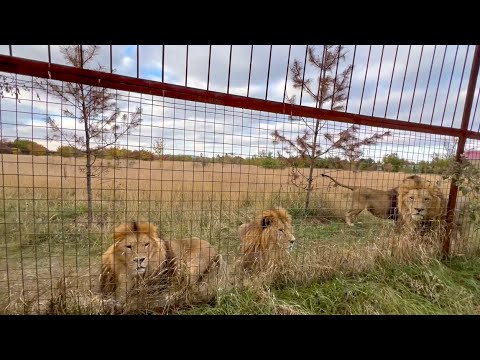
[261,209,296,251]
[115,232,160,277]
[278,220,296,251]
[403,188,444,223]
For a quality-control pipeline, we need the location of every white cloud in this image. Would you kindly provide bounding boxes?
[1,45,476,162]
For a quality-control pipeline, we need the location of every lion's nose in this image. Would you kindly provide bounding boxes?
[289,240,295,244]
[134,257,145,264]
[414,208,424,213]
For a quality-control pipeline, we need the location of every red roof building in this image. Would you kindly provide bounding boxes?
[464,150,480,160]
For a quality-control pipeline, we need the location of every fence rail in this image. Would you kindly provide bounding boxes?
[1,45,479,314]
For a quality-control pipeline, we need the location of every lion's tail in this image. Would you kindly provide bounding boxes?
[321,174,355,191]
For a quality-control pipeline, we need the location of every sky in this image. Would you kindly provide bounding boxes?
[0,45,479,163]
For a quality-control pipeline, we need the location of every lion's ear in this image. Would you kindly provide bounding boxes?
[261,215,274,228]
[113,223,130,241]
[131,221,138,232]
[434,189,447,208]
[147,223,159,239]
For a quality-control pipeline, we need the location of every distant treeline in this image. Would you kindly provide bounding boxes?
[0,139,454,174]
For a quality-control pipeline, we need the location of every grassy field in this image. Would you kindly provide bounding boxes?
[178,257,480,315]
[0,154,478,314]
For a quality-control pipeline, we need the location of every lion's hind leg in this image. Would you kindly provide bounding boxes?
[345,208,364,226]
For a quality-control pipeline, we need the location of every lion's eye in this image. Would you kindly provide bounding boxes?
[409,196,414,200]
[126,245,132,249]
[424,198,430,201]
[279,229,284,233]
[145,243,149,247]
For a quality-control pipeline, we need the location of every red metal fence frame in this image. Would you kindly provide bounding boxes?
[1,46,480,255]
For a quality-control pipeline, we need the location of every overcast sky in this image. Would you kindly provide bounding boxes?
[0,45,479,163]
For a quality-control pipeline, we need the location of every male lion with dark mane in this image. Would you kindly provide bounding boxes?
[321,173,426,227]
[239,207,296,272]
[99,221,223,304]
[397,178,447,235]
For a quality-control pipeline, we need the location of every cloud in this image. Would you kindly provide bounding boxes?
[1,45,477,162]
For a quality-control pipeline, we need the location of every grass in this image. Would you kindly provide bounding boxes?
[178,257,480,315]
[1,154,479,314]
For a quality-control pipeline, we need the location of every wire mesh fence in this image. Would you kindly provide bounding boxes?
[1,45,480,314]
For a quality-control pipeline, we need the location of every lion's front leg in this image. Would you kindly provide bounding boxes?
[114,272,133,303]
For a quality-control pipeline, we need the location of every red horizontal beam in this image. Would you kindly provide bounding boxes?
[1,54,479,140]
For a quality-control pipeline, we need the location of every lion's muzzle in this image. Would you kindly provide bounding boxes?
[412,208,426,221]
[134,256,147,275]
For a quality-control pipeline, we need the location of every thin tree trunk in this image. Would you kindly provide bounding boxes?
[305,162,315,212]
[80,84,93,230]
[305,119,321,212]
[85,144,93,229]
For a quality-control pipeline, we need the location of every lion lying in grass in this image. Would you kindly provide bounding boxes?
[239,207,296,273]
[99,221,223,306]
[321,174,426,227]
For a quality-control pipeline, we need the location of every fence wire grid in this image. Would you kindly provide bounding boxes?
[1,44,480,314]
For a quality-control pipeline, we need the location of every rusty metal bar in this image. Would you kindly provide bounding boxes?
[346,45,357,112]
[331,45,342,111]
[185,45,189,87]
[451,45,471,128]
[385,45,399,118]
[441,45,459,127]
[1,54,480,141]
[420,45,437,123]
[282,45,291,103]
[443,44,480,255]
[359,45,372,114]
[227,45,232,94]
[430,45,448,125]
[137,45,140,78]
[372,45,384,115]
[79,45,83,68]
[299,45,308,106]
[265,45,272,100]
[247,45,253,97]
[408,45,424,122]
[162,45,165,83]
[207,45,212,91]
[315,46,327,109]
[397,45,412,119]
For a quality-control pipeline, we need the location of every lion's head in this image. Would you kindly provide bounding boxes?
[99,221,165,298]
[397,179,447,233]
[239,207,296,271]
[100,221,224,308]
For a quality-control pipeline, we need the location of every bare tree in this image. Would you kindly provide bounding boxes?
[153,139,164,167]
[1,74,28,101]
[273,45,390,212]
[35,45,142,229]
[335,125,391,172]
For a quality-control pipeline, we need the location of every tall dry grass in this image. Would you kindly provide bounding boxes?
[0,154,478,314]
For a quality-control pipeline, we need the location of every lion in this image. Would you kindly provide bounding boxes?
[397,177,447,235]
[99,221,223,304]
[238,207,296,272]
[321,173,427,227]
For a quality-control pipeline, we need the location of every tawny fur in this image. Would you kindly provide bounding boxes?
[99,221,223,302]
[397,178,447,235]
[239,207,296,272]
[321,174,427,227]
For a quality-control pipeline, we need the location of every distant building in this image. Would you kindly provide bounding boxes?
[465,150,480,160]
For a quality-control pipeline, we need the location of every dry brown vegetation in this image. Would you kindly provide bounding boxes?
[0,154,475,314]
